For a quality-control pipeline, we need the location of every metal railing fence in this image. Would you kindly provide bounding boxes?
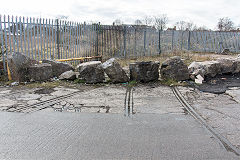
[1,15,240,72]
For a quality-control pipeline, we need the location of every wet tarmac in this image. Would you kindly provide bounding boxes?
[194,73,240,94]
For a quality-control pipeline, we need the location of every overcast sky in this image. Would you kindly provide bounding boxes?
[1,0,240,29]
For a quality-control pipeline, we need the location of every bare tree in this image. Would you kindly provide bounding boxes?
[135,19,143,25]
[175,21,196,31]
[56,15,69,20]
[218,18,225,31]
[175,21,187,30]
[154,14,168,30]
[113,19,123,25]
[217,17,235,31]
[185,21,195,31]
[143,16,153,26]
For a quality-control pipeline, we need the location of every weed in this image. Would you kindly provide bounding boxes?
[106,79,112,83]
[128,80,137,87]
[74,79,86,84]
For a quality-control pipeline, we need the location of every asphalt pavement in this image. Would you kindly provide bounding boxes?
[0,111,239,159]
[0,85,239,159]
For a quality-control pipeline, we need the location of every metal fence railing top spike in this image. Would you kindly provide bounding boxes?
[1,15,240,73]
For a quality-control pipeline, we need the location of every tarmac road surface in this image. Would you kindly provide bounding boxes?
[0,85,239,159]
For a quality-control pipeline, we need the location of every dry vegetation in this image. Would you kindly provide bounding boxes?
[116,51,238,67]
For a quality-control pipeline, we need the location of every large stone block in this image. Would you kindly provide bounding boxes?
[59,70,76,80]
[42,59,74,77]
[189,58,240,81]
[234,59,240,73]
[160,56,189,81]
[77,61,105,83]
[216,58,237,74]
[129,61,160,82]
[7,52,38,82]
[102,58,129,83]
[28,63,53,82]
[188,61,221,79]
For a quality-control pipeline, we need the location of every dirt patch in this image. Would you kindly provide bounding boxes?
[34,88,55,94]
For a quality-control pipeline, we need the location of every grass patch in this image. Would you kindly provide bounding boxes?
[74,79,86,84]
[4,80,14,86]
[128,80,137,87]
[106,79,112,83]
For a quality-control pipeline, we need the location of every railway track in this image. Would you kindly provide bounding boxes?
[172,86,240,156]
[124,86,134,117]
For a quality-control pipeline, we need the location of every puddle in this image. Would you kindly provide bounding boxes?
[34,88,55,94]
[195,73,240,94]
